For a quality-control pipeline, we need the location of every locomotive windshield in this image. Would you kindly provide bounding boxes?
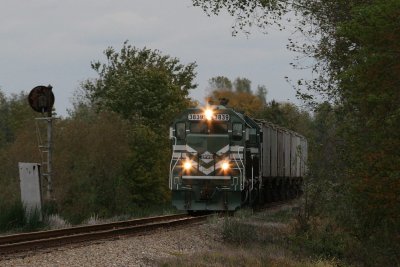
[189,121,228,134]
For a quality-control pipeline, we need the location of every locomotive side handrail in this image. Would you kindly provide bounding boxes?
[231,145,245,191]
[169,137,178,189]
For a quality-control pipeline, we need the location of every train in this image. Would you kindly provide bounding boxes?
[169,100,307,212]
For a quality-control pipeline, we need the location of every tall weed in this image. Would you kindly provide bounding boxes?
[0,201,25,231]
[222,216,257,245]
[0,201,43,232]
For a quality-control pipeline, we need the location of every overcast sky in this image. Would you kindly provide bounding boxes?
[0,0,310,116]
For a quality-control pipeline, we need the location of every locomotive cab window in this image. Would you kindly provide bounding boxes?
[232,123,243,140]
[190,122,207,133]
[190,121,228,134]
[176,122,186,139]
[210,122,228,134]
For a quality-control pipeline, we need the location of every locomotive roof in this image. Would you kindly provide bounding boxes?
[171,106,305,139]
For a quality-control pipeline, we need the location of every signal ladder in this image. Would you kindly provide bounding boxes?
[35,116,54,200]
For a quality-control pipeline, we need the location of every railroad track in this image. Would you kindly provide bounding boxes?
[0,213,208,258]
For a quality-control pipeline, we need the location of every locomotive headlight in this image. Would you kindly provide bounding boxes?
[204,108,213,121]
[183,160,192,170]
[221,161,230,171]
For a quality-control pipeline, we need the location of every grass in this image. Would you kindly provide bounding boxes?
[77,204,183,225]
[221,217,257,245]
[0,201,44,233]
[45,214,71,229]
[160,202,342,267]
[0,200,180,234]
[161,245,339,267]
[0,201,25,232]
[261,208,295,223]
[127,204,183,218]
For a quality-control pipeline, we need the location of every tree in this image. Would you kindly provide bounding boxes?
[192,0,400,264]
[208,76,232,91]
[0,90,9,148]
[210,89,264,117]
[0,91,36,148]
[233,77,251,93]
[52,112,132,222]
[207,76,264,117]
[191,0,362,103]
[82,41,197,127]
[80,41,198,210]
[0,91,40,205]
[259,100,311,135]
[334,2,400,262]
[256,85,267,105]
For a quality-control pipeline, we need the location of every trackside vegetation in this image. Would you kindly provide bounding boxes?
[0,201,43,233]
[0,0,398,262]
[191,0,400,265]
[0,43,197,226]
[160,204,339,267]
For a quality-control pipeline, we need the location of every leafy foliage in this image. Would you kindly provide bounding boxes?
[256,85,267,105]
[193,0,400,265]
[0,42,197,225]
[207,76,311,135]
[192,0,290,35]
[209,89,264,117]
[233,77,251,93]
[208,76,233,91]
[82,41,197,126]
[0,91,36,149]
[260,100,312,135]
[335,2,400,263]
[53,111,132,222]
[0,91,40,207]
[0,201,43,232]
[73,42,198,220]
[207,76,264,117]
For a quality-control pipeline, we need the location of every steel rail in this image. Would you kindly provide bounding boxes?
[0,214,208,256]
[0,214,186,245]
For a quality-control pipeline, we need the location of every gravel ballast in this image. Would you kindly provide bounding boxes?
[0,222,222,267]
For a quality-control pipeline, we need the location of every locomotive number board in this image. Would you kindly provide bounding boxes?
[188,113,230,121]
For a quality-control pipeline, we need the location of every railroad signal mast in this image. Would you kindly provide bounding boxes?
[28,85,55,200]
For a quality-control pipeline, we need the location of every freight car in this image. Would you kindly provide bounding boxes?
[169,101,307,212]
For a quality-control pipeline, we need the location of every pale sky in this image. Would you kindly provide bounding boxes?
[0,0,310,116]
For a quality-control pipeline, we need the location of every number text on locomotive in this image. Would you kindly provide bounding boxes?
[188,113,230,121]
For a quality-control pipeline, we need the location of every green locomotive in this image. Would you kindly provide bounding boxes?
[169,102,307,212]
